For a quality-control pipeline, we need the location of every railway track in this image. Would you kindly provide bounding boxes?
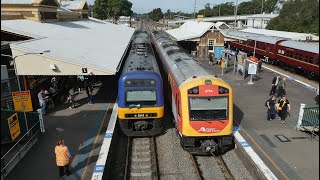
[124,137,159,180]
[190,154,235,180]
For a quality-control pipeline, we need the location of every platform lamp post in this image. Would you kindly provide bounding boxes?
[193,0,197,20]
[1,50,50,133]
[260,0,264,29]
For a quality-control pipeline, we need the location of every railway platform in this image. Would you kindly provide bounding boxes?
[198,58,319,180]
[4,77,117,180]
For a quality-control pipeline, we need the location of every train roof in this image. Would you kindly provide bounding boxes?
[121,31,160,74]
[240,28,319,41]
[279,41,319,54]
[152,30,217,86]
[222,30,286,44]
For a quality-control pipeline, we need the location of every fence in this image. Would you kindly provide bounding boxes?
[296,104,319,139]
[1,109,44,179]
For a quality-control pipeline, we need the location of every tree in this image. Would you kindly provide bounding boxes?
[93,0,133,20]
[148,8,164,22]
[266,0,319,35]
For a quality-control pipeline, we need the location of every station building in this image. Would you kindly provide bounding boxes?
[166,20,231,59]
[1,0,135,110]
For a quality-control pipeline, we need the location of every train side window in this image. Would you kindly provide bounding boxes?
[281,50,284,54]
[278,49,281,54]
[175,94,180,117]
[177,100,180,116]
[309,56,314,63]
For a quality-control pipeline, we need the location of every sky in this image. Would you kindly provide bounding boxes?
[87,0,251,14]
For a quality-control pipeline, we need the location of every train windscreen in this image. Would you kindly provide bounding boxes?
[189,97,228,120]
[126,90,157,106]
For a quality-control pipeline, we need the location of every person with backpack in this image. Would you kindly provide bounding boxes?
[266,95,277,121]
[277,95,291,124]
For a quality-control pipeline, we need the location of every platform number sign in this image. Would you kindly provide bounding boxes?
[82,68,88,74]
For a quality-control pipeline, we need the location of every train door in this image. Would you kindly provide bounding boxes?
[176,92,182,132]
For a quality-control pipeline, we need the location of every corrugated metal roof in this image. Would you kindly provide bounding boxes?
[166,21,214,41]
[241,28,319,41]
[279,41,319,54]
[1,18,135,75]
[169,13,279,24]
[57,6,72,12]
[61,0,82,10]
[1,0,33,5]
[221,30,286,44]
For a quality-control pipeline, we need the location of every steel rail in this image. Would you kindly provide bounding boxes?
[217,156,235,180]
[189,154,203,180]
[123,137,131,180]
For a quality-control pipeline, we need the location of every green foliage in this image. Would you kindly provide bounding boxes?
[266,0,319,35]
[93,0,133,20]
[196,0,280,17]
[148,8,164,22]
[163,10,193,20]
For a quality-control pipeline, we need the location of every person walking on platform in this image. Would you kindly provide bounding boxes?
[85,78,93,105]
[277,95,290,124]
[266,95,277,121]
[269,75,280,95]
[257,59,262,73]
[68,87,75,109]
[55,140,72,178]
[38,88,49,114]
[277,77,287,97]
[209,53,214,65]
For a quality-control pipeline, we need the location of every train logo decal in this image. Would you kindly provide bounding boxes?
[198,127,221,133]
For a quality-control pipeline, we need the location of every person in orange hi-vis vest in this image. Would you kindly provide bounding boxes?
[55,140,72,177]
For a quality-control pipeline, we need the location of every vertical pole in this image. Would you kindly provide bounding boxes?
[234,0,238,28]
[297,103,306,130]
[193,0,197,20]
[38,109,45,133]
[13,56,29,133]
[219,5,221,17]
[261,0,264,28]
[253,40,257,57]
[248,74,254,85]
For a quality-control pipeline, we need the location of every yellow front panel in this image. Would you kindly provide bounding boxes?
[179,76,233,136]
[118,106,164,119]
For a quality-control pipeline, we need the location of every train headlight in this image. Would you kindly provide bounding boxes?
[188,87,199,94]
[218,86,229,94]
[150,80,155,85]
[205,80,212,85]
[126,81,131,85]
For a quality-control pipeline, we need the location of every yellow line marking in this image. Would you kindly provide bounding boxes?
[234,121,290,180]
[80,92,116,180]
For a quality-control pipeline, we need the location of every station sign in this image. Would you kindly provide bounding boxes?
[12,90,33,112]
[248,63,257,75]
[7,113,21,140]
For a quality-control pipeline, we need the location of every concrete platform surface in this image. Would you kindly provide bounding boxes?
[198,58,319,180]
[5,77,117,180]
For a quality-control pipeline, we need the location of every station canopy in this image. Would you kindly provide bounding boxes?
[1,18,135,75]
